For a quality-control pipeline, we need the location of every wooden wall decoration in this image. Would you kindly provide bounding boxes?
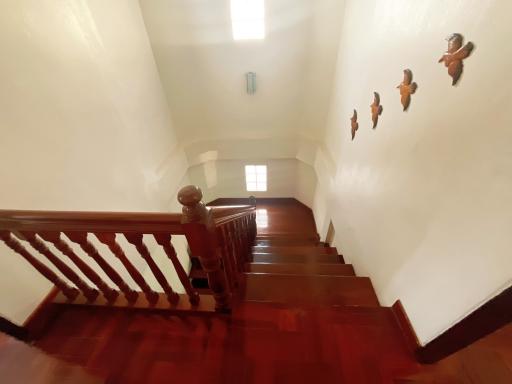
[350,109,358,140]
[397,69,417,111]
[370,92,383,129]
[438,33,474,86]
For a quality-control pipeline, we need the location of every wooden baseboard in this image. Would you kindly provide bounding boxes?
[391,300,421,355]
[23,286,60,340]
[0,316,29,341]
[53,291,218,315]
[416,285,512,363]
[393,286,512,364]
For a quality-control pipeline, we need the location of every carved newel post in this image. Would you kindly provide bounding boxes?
[178,185,231,312]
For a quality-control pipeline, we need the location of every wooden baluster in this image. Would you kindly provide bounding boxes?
[246,216,252,249]
[231,221,243,269]
[178,185,231,312]
[154,234,200,305]
[124,233,179,305]
[227,222,243,273]
[245,217,251,253]
[249,196,257,243]
[39,232,118,303]
[215,226,237,289]
[251,212,257,242]
[65,232,138,303]
[96,233,159,304]
[222,223,235,274]
[0,231,79,301]
[20,231,99,302]
[226,224,242,283]
[240,218,249,256]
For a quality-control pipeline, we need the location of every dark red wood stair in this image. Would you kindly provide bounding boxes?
[28,200,421,383]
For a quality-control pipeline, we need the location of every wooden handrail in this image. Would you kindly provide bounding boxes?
[0,210,184,233]
[210,205,256,226]
[0,186,256,314]
[211,205,254,216]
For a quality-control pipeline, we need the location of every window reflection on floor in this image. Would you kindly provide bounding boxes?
[256,208,268,228]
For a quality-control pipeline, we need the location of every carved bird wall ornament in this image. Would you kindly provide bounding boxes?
[397,69,417,111]
[438,33,474,86]
[350,109,358,141]
[370,92,383,129]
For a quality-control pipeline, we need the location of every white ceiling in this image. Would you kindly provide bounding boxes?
[139,0,344,148]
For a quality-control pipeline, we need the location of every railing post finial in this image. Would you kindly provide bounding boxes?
[178,185,231,312]
[178,185,208,224]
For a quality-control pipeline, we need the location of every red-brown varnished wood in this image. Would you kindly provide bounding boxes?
[391,300,422,355]
[25,198,427,383]
[154,234,200,305]
[215,225,239,290]
[39,232,118,303]
[179,186,233,312]
[241,273,380,306]
[124,233,179,304]
[254,238,319,247]
[52,291,216,314]
[33,303,419,384]
[252,253,342,264]
[0,188,253,318]
[245,262,355,276]
[252,245,338,255]
[396,323,512,383]
[0,209,183,234]
[96,233,157,304]
[0,333,102,383]
[23,287,62,340]
[0,231,79,301]
[65,232,138,303]
[20,231,99,302]
[16,198,511,383]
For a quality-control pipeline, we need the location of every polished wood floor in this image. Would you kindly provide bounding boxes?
[0,333,100,383]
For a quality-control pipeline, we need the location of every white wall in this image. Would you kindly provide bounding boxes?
[314,0,512,345]
[187,159,317,207]
[0,1,187,324]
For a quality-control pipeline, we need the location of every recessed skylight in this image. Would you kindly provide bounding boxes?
[230,0,265,41]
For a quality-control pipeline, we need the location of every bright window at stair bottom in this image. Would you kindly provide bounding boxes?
[245,165,267,192]
[256,209,268,228]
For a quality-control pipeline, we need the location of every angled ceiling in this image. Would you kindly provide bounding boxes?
[139,0,344,148]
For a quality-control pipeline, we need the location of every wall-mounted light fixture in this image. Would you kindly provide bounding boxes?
[246,72,257,95]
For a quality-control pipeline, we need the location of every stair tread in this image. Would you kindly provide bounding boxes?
[242,273,380,306]
[252,253,342,264]
[252,246,337,255]
[245,262,355,276]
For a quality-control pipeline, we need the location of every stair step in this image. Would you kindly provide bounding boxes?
[252,253,342,264]
[254,240,318,247]
[242,273,379,306]
[255,235,319,245]
[245,262,355,276]
[252,246,337,255]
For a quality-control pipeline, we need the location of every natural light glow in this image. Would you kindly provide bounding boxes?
[230,0,265,40]
[245,165,267,192]
[256,209,268,228]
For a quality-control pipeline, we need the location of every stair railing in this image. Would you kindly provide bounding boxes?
[0,185,256,313]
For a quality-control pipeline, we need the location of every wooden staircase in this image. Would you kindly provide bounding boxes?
[242,239,380,307]
[1,193,509,382]
[1,195,424,383]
